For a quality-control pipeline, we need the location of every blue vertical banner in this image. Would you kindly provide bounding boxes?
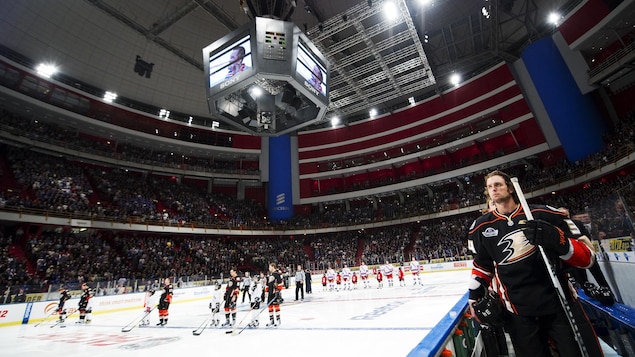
[22,302,33,324]
[522,36,606,162]
[268,134,293,221]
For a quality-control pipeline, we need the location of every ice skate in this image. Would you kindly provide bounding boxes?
[221,320,232,327]
[593,286,615,306]
[582,282,596,296]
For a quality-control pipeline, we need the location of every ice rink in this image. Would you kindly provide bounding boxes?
[3,270,471,357]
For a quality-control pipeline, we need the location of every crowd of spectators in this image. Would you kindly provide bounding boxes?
[3,158,631,301]
[0,109,258,175]
[2,145,266,226]
[1,107,634,302]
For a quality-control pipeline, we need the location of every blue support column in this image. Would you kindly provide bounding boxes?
[267,134,293,221]
[522,36,606,162]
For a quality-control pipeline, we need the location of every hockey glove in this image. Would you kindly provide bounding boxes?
[254,297,260,303]
[229,301,236,309]
[521,219,570,256]
[472,291,505,326]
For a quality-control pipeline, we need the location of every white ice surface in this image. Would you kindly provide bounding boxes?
[4,270,470,357]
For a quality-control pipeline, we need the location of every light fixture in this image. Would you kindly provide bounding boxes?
[103,91,118,103]
[450,73,461,87]
[383,1,398,21]
[408,96,416,105]
[159,109,170,119]
[250,86,263,97]
[331,116,340,127]
[369,108,378,118]
[548,12,562,25]
[481,6,490,19]
[36,63,58,78]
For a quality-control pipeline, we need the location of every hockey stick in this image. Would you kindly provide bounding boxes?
[34,309,58,327]
[224,306,252,335]
[49,309,78,328]
[233,299,275,335]
[511,177,589,357]
[192,310,216,336]
[121,305,157,333]
[225,298,274,335]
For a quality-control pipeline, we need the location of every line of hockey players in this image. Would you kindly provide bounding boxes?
[321,257,424,291]
[205,263,285,330]
[51,282,95,326]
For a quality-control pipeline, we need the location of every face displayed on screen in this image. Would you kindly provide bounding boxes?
[209,35,253,88]
[296,42,327,96]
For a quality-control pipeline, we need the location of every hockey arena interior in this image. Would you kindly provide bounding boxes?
[1,0,635,356]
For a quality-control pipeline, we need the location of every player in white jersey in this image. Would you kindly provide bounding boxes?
[208,280,224,327]
[410,257,421,286]
[141,281,159,326]
[359,262,370,289]
[341,264,352,290]
[382,261,394,287]
[247,275,264,328]
[326,266,336,291]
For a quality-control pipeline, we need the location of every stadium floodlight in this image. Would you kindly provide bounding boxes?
[36,63,58,78]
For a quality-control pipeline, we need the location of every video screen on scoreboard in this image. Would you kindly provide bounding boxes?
[295,40,327,97]
[208,34,253,89]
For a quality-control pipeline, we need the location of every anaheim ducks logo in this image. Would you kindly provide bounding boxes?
[497,229,537,265]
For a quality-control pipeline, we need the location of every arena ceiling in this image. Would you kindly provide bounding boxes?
[78,0,580,122]
[1,0,633,161]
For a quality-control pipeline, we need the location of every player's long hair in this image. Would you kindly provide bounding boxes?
[483,170,519,204]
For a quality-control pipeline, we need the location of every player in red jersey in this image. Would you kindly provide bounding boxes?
[376,269,383,289]
[398,267,405,287]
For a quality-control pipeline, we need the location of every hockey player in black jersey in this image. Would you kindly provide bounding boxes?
[266,263,283,327]
[57,286,71,323]
[77,283,93,323]
[222,268,240,327]
[467,170,602,357]
[156,278,173,326]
